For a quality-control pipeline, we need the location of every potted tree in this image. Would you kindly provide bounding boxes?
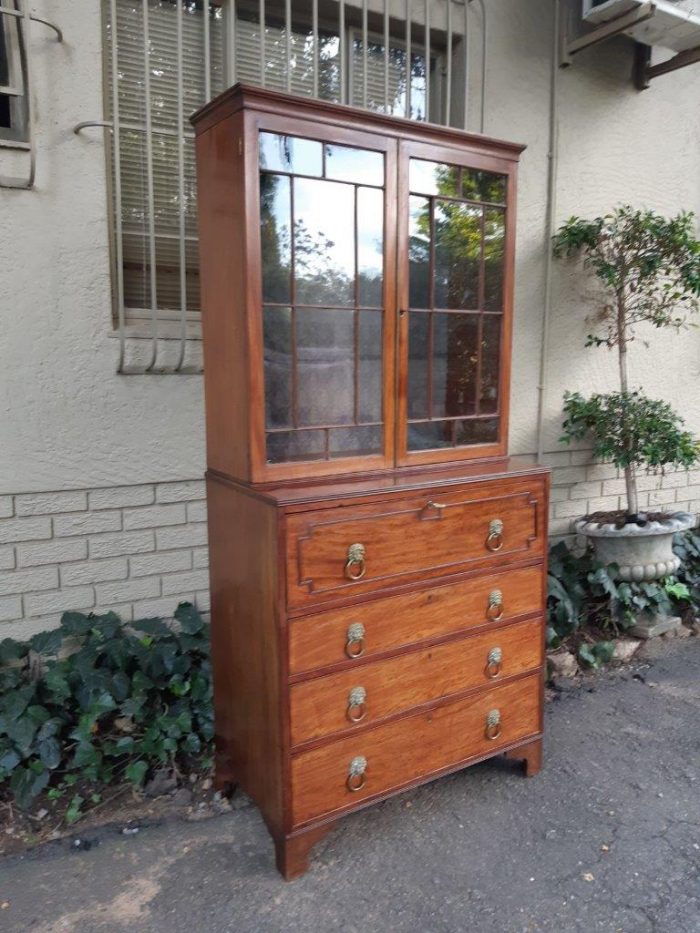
[553,206,700,635]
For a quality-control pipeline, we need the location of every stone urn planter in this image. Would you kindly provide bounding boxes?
[574,511,696,638]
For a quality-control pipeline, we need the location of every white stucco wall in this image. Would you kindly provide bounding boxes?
[1,0,700,636]
[0,1,206,494]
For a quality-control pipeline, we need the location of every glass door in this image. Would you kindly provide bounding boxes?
[253,119,397,478]
[397,140,514,465]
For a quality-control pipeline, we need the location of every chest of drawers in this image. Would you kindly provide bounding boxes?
[193,85,548,880]
[206,458,549,879]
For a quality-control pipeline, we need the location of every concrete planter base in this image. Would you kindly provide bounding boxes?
[574,511,695,583]
[575,511,695,640]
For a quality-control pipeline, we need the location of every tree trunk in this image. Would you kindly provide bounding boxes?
[624,463,638,517]
[617,292,638,518]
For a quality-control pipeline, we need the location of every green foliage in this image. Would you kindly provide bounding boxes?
[547,530,700,649]
[0,604,213,811]
[554,206,700,516]
[553,206,700,347]
[578,641,615,670]
[561,390,700,476]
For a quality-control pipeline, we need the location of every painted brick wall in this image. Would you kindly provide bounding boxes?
[2,464,699,640]
[0,481,209,641]
[545,452,700,538]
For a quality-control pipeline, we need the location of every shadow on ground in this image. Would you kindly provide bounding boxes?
[2,637,699,933]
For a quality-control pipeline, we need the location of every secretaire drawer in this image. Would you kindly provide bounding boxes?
[291,673,542,826]
[290,617,543,747]
[285,478,546,609]
[288,564,544,675]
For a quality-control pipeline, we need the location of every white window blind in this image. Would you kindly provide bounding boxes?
[105,0,224,328]
[103,0,465,373]
[0,1,29,145]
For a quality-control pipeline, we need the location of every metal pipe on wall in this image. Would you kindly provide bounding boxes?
[175,0,187,372]
[142,0,159,372]
[384,0,390,112]
[109,0,127,373]
[405,0,412,118]
[536,0,561,461]
[473,0,486,133]
[424,0,430,121]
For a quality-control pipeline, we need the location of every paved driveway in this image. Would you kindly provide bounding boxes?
[2,638,699,933]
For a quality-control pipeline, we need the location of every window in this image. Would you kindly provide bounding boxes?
[0,1,29,145]
[103,0,225,335]
[103,0,450,359]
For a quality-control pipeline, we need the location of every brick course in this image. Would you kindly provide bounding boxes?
[0,464,698,638]
[0,480,208,637]
[547,452,700,539]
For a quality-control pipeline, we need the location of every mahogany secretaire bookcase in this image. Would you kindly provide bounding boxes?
[191,84,549,880]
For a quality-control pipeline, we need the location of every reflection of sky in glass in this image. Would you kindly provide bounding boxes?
[294,178,355,284]
[325,145,384,186]
[259,132,323,176]
[410,160,459,197]
[266,176,290,247]
[292,179,383,290]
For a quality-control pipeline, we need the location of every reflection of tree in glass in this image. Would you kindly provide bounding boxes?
[484,209,505,312]
[260,173,291,304]
[407,165,504,435]
[463,170,506,204]
[479,317,501,414]
[261,171,383,310]
[293,218,354,306]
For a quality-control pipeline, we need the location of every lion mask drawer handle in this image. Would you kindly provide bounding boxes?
[346,686,367,723]
[485,647,503,679]
[485,709,502,741]
[486,519,504,552]
[344,543,367,581]
[347,755,367,792]
[345,622,366,658]
[487,589,504,622]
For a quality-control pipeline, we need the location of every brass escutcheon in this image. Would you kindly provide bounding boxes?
[485,646,503,679]
[421,500,447,519]
[345,622,366,658]
[346,755,367,792]
[345,543,367,581]
[486,518,504,552]
[487,589,504,622]
[347,686,367,723]
[485,708,502,741]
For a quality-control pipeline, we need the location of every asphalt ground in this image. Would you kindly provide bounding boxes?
[2,636,699,933]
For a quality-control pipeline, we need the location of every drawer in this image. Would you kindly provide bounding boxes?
[285,478,546,609]
[289,617,542,746]
[291,673,541,826]
[288,564,544,675]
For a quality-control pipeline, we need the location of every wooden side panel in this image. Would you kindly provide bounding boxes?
[291,673,541,827]
[290,617,543,746]
[195,112,251,482]
[206,477,284,834]
[288,563,543,675]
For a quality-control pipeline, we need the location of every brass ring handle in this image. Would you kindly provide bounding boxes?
[485,709,502,741]
[486,519,504,553]
[344,543,366,581]
[487,589,504,622]
[485,647,503,680]
[346,755,367,792]
[346,686,367,723]
[345,622,366,659]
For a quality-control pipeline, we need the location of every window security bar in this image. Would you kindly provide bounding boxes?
[0,1,62,189]
[80,0,487,375]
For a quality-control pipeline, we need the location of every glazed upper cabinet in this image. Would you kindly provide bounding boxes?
[194,86,522,483]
